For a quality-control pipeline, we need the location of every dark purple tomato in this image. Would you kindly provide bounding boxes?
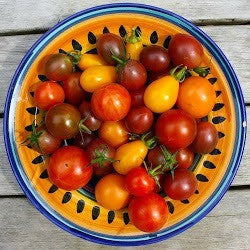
[147,146,166,167]
[175,148,194,169]
[130,87,146,107]
[74,132,96,149]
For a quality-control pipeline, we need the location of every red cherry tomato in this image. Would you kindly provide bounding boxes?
[130,87,146,107]
[175,148,194,169]
[48,146,93,190]
[155,109,197,150]
[163,168,197,200]
[168,33,204,69]
[125,167,155,196]
[140,45,170,72]
[128,193,168,232]
[191,122,219,154]
[34,81,65,111]
[117,59,147,91]
[91,83,131,121]
[62,72,86,105]
[125,106,154,134]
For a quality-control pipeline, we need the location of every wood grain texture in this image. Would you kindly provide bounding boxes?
[0,190,249,249]
[0,25,249,113]
[0,0,249,34]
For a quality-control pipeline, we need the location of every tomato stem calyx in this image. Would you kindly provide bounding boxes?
[192,66,210,77]
[141,132,157,149]
[91,146,117,168]
[67,50,82,65]
[170,66,188,82]
[125,27,142,44]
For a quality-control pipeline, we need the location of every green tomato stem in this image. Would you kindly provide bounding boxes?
[126,27,142,44]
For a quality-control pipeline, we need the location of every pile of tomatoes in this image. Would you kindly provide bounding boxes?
[25,28,219,233]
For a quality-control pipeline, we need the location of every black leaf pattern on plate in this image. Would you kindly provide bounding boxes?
[38,74,49,82]
[25,124,37,132]
[72,39,82,51]
[195,190,199,194]
[26,107,39,115]
[212,116,226,124]
[48,184,58,193]
[59,48,67,54]
[77,200,85,213]
[208,77,217,84]
[210,148,221,155]
[40,169,48,179]
[150,31,158,44]
[167,201,174,214]
[88,31,97,44]
[92,206,100,220]
[85,48,97,54]
[163,35,171,48]
[123,212,130,225]
[218,131,225,138]
[135,26,141,37]
[213,103,224,111]
[103,26,110,33]
[29,91,34,97]
[32,155,44,164]
[108,210,115,224]
[203,161,216,169]
[119,25,127,37]
[62,192,72,204]
[196,174,209,182]
[216,90,222,97]
[181,199,190,204]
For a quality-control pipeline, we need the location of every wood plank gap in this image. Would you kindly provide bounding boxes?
[229,185,250,191]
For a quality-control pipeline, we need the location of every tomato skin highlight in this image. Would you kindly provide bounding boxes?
[95,173,131,210]
[91,83,131,122]
[125,167,155,196]
[48,146,93,190]
[163,168,197,200]
[177,76,216,118]
[144,75,179,113]
[191,122,219,154]
[62,72,86,105]
[128,193,168,232]
[34,81,65,111]
[155,109,197,150]
[168,33,204,69]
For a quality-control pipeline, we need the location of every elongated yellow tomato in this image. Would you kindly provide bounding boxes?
[113,140,148,175]
[144,76,179,113]
[78,54,107,70]
[80,66,116,92]
[126,28,143,61]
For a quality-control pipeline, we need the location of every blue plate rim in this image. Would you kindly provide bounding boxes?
[3,3,247,246]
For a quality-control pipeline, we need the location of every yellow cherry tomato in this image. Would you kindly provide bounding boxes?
[99,121,129,148]
[126,28,143,61]
[80,66,116,92]
[78,54,107,70]
[177,76,216,118]
[113,140,148,175]
[144,75,179,113]
[95,173,131,210]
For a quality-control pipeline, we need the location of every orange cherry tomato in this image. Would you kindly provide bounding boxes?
[177,76,216,118]
[95,173,131,210]
[99,121,129,148]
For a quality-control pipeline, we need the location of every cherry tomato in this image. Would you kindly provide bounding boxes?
[140,45,170,72]
[147,146,166,167]
[78,54,108,70]
[48,146,93,190]
[147,68,171,83]
[144,75,179,113]
[74,132,95,149]
[155,109,197,150]
[130,87,145,107]
[34,81,65,111]
[97,33,126,65]
[126,28,143,61]
[45,103,81,139]
[80,66,116,92]
[175,148,194,169]
[125,106,154,134]
[117,59,147,91]
[177,76,216,118]
[99,121,129,148]
[79,101,101,132]
[91,84,131,121]
[45,53,73,81]
[125,167,155,196]
[128,193,168,232]
[95,173,131,210]
[86,138,115,177]
[62,72,86,105]
[168,33,204,69]
[163,168,197,200]
[191,122,219,154]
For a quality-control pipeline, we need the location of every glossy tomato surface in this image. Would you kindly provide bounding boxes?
[130,87,146,107]
[176,148,194,169]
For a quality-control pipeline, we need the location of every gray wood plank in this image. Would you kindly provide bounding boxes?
[0,0,249,34]
[0,25,249,114]
[0,105,250,196]
[0,190,249,249]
